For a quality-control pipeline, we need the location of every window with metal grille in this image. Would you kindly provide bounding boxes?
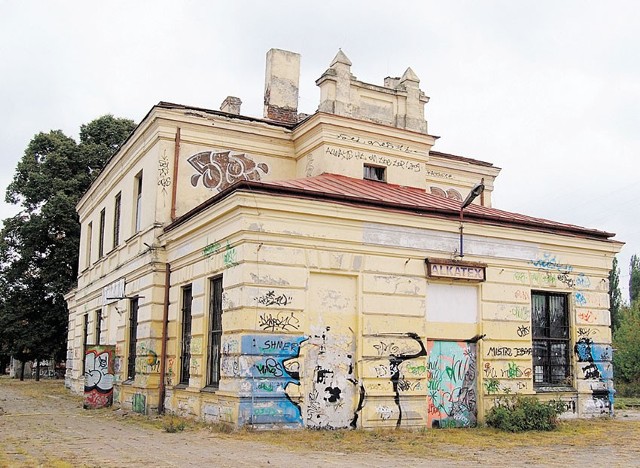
[127,298,139,381]
[207,276,223,388]
[113,192,121,247]
[179,285,193,385]
[531,291,570,387]
[363,164,386,182]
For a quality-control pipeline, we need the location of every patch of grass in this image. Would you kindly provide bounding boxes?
[162,415,187,433]
[223,417,640,461]
[208,421,235,433]
[47,459,74,468]
[615,397,640,409]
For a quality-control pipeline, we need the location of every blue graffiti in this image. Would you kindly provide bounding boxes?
[236,334,307,426]
[242,335,301,356]
[530,253,573,273]
[575,292,587,306]
[575,338,614,415]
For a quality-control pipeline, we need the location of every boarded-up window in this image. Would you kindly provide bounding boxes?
[426,283,478,323]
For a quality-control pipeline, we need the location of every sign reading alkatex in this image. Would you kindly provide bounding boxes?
[425,259,486,282]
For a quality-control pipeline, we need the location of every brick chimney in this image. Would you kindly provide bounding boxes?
[263,49,300,123]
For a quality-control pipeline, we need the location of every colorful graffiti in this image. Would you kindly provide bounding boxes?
[84,345,115,409]
[529,253,573,273]
[427,341,477,428]
[187,150,269,192]
[575,338,614,415]
[225,334,307,427]
[135,342,159,374]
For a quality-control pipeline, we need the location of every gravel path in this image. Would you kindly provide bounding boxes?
[1,380,639,467]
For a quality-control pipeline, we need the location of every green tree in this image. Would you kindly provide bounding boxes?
[0,115,136,375]
[630,254,640,304]
[613,302,640,394]
[609,256,622,331]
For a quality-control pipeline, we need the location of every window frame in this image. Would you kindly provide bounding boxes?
[531,291,572,389]
[85,221,93,268]
[179,285,193,386]
[98,208,106,258]
[95,309,102,345]
[206,276,223,389]
[126,298,139,381]
[113,192,121,248]
[363,163,386,182]
[134,171,143,234]
[82,313,89,374]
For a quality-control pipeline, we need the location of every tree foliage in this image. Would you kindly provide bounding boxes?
[609,256,622,331]
[613,301,640,394]
[630,254,640,305]
[0,115,136,367]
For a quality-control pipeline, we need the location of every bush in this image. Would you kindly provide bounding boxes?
[615,380,640,397]
[485,395,564,432]
[162,415,186,433]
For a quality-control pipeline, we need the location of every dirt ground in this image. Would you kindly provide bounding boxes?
[1,379,640,467]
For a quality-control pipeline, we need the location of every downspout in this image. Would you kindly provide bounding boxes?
[170,128,181,222]
[158,263,171,414]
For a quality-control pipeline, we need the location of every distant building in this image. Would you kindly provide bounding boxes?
[65,49,621,429]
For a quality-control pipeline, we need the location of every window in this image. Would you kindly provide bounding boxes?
[364,164,386,182]
[82,313,89,373]
[179,286,193,385]
[95,310,102,345]
[134,171,143,233]
[85,222,93,268]
[207,276,223,388]
[113,192,121,247]
[531,292,570,387]
[127,298,139,381]
[98,208,106,258]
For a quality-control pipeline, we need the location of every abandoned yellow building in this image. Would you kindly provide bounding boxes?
[66,49,622,428]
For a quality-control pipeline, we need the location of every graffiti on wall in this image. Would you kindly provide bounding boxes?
[84,345,115,409]
[258,311,300,332]
[255,290,293,307]
[135,342,159,374]
[188,150,269,192]
[225,328,365,430]
[158,149,171,194]
[575,337,614,415]
[303,326,359,429]
[388,333,427,427]
[325,146,422,172]
[226,334,307,426]
[529,253,573,273]
[335,133,420,154]
[427,341,477,428]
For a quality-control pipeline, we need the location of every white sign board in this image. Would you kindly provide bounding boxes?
[102,278,125,305]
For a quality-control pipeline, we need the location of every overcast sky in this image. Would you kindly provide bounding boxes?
[1,1,637,300]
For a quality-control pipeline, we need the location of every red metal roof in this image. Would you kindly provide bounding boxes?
[259,173,615,239]
[166,173,615,240]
